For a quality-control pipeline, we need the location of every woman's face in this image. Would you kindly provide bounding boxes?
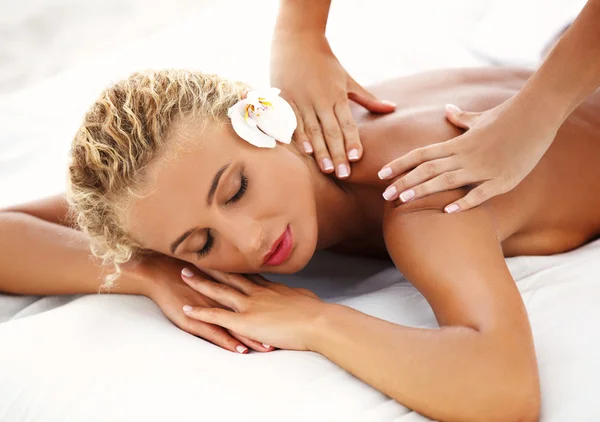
[125,119,319,274]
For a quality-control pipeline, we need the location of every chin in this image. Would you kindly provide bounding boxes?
[284,232,318,273]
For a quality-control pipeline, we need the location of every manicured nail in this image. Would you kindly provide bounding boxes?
[382,185,397,200]
[378,167,392,179]
[381,100,397,107]
[400,189,415,202]
[181,267,195,277]
[262,343,271,349]
[348,149,360,160]
[337,164,349,178]
[322,158,334,171]
[445,204,460,213]
[236,345,248,354]
[445,104,461,113]
[183,305,193,312]
[303,142,313,154]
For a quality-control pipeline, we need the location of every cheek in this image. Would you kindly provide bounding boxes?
[272,161,313,206]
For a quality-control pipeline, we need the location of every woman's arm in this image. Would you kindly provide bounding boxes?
[0,195,269,353]
[527,0,600,121]
[308,192,540,422]
[0,195,147,295]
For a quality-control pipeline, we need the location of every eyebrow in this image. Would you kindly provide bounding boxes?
[169,162,230,254]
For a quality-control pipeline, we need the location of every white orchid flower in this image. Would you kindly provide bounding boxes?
[227,88,297,148]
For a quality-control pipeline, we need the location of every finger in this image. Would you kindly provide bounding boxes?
[201,268,260,295]
[230,331,273,352]
[333,100,363,162]
[243,273,270,287]
[245,274,290,294]
[181,268,248,311]
[444,104,480,130]
[347,78,396,114]
[184,319,248,354]
[444,181,504,213]
[382,158,458,201]
[289,100,313,155]
[302,108,334,173]
[183,306,242,333]
[399,170,468,202]
[378,141,453,180]
[316,109,351,179]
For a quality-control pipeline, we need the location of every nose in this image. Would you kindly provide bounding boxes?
[219,215,264,257]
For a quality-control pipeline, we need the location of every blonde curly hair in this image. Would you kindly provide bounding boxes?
[67,69,248,286]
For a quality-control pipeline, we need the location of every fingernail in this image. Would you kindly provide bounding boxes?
[303,142,313,154]
[322,158,334,171]
[262,343,271,349]
[382,185,397,200]
[381,100,397,107]
[337,164,349,178]
[445,104,460,113]
[378,167,392,179]
[348,149,360,160]
[400,189,415,202]
[236,345,248,354]
[445,204,460,213]
[183,305,193,312]
[181,267,195,277]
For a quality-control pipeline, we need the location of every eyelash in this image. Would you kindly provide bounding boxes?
[195,173,248,258]
[226,174,248,205]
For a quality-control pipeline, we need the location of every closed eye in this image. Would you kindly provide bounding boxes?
[196,173,247,259]
[226,174,248,204]
[196,229,214,258]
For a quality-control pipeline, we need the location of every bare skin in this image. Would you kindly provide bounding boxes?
[2,67,599,421]
[343,67,600,259]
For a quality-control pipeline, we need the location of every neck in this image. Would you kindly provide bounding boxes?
[305,158,362,250]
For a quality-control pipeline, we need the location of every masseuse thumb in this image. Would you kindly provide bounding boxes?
[445,104,479,130]
[347,78,396,114]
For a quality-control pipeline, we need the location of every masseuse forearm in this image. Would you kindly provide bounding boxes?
[521,0,600,124]
[275,0,331,34]
[310,305,539,422]
[0,212,145,296]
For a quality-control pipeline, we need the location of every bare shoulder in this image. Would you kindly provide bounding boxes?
[346,68,526,187]
[346,106,463,188]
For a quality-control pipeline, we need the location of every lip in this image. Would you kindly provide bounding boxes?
[263,225,293,267]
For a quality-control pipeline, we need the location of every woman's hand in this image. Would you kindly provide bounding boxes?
[180,267,327,351]
[379,95,561,212]
[271,31,395,179]
[139,255,270,354]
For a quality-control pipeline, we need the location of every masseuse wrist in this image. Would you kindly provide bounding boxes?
[517,75,574,131]
[272,26,329,54]
[274,0,329,36]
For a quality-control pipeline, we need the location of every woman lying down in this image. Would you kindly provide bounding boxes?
[2,67,600,422]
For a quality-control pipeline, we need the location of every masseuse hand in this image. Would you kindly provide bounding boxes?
[140,254,270,354]
[180,267,326,351]
[271,31,396,178]
[379,95,560,212]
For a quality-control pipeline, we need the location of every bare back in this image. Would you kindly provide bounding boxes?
[342,67,600,257]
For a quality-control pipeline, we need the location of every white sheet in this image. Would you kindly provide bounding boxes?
[1,242,599,422]
[1,1,598,421]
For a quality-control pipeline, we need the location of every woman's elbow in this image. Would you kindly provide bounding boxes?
[487,355,541,422]
[501,381,541,422]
